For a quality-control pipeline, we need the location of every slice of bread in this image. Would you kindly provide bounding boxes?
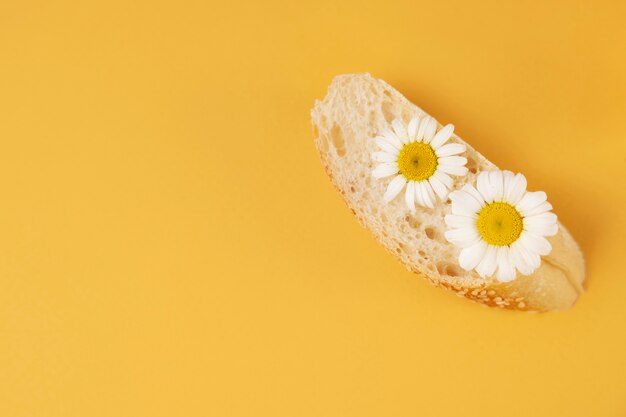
[311,73,585,312]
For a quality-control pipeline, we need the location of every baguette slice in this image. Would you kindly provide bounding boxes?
[311,73,585,311]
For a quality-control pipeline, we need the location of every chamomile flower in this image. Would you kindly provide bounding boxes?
[444,170,558,282]
[372,116,468,210]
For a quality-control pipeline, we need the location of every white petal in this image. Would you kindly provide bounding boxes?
[372,163,398,179]
[505,173,527,205]
[516,191,548,216]
[430,124,454,149]
[414,181,425,207]
[523,201,553,217]
[435,143,466,157]
[438,165,468,176]
[414,181,431,208]
[488,170,504,201]
[371,151,397,163]
[543,224,558,236]
[380,128,403,148]
[459,241,488,271]
[405,181,415,212]
[433,170,453,188]
[416,116,428,142]
[502,171,516,203]
[384,175,407,202]
[444,227,480,248]
[428,176,449,200]
[375,137,400,154]
[525,213,558,236]
[449,190,482,216]
[421,181,436,209]
[513,240,541,271]
[519,231,552,256]
[439,155,467,166]
[509,243,535,275]
[392,119,409,144]
[496,247,516,282]
[449,190,478,209]
[524,222,558,237]
[445,214,477,228]
[476,171,493,203]
[407,116,419,141]
[422,117,437,143]
[461,184,486,205]
[502,170,515,196]
[476,245,498,277]
[524,212,557,227]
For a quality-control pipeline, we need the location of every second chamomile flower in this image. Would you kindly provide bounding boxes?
[444,170,559,282]
[372,116,468,210]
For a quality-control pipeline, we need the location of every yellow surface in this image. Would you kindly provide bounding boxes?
[1,1,625,416]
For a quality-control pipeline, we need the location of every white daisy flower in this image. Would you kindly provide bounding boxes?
[371,116,468,210]
[444,170,559,282]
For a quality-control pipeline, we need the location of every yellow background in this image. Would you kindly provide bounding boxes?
[1,0,625,416]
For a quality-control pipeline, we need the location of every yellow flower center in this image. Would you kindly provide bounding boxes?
[476,202,523,246]
[397,142,438,181]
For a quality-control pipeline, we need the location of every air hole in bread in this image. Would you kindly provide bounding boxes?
[466,157,477,174]
[314,125,327,152]
[369,110,376,125]
[418,250,426,257]
[436,262,462,277]
[381,101,394,122]
[350,186,356,193]
[330,124,346,157]
[405,215,420,229]
[424,227,436,239]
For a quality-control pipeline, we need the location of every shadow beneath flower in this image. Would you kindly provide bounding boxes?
[527,170,601,289]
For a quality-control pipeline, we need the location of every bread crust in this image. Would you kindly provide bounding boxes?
[311,73,585,311]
